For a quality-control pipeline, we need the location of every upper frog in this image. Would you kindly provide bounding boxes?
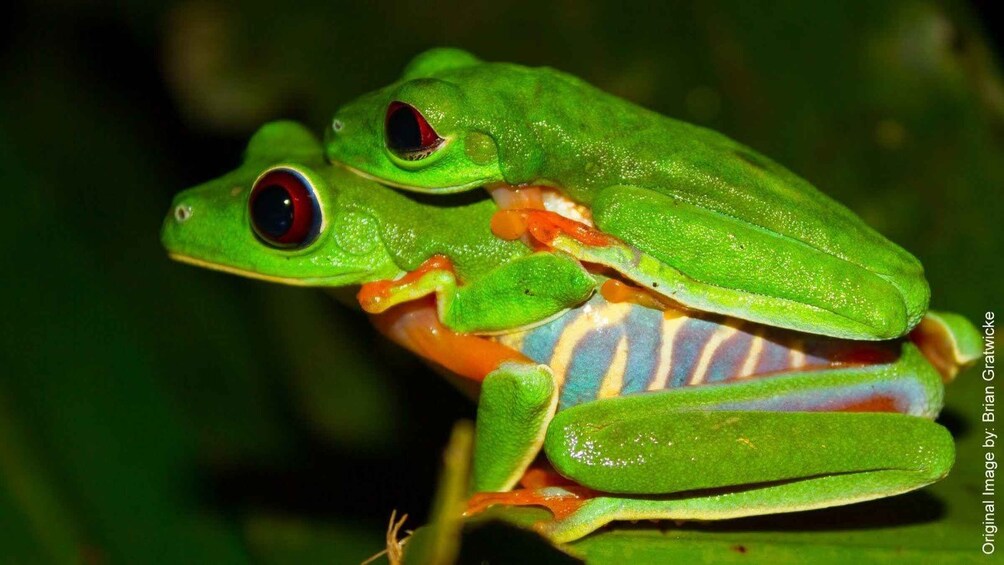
[324,48,929,340]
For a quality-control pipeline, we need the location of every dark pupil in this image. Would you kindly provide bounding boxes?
[252,185,294,238]
[386,106,423,150]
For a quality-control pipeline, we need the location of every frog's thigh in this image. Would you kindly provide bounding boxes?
[543,447,953,543]
[546,409,952,494]
[473,362,558,492]
[546,344,949,494]
[540,347,954,541]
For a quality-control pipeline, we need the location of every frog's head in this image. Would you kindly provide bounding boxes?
[325,48,542,192]
[163,121,398,286]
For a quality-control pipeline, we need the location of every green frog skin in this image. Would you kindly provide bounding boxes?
[164,121,979,543]
[325,48,928,342]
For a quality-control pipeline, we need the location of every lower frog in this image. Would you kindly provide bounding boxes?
[162,122,980,543]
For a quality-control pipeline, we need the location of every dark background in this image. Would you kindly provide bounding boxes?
[1,1,1001,562]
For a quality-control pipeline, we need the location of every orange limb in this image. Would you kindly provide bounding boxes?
[489,209,533,242]
[368,298,530,383]
[519,466,579,489]
[466,465,596,521]
[465,485,596,521]
[490,209,618,247]
[599,278,692,319]
[357,255,455,313]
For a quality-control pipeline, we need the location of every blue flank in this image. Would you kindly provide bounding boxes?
[717,378,927,415]
[756,337,793,374]
[705,330,753,383]
[520,307,583,365]
[620,305,663,395]
[669,318,720,387]
[559,324,624,409]
[511,297,870,411]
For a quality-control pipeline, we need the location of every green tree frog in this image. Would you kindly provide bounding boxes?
[325,48,929,342]
[163,122,980,543]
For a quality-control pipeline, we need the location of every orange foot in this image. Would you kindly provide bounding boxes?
[465,487,596,521]
[518,466,579,489]
[490,209,618,249]
[599,278,693,318]
[466,468,598,521]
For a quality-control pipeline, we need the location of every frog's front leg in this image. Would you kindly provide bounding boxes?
[358,252,594,334]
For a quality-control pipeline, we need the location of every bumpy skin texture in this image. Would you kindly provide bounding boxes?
[325,48,929,340]
[162,121,594,332]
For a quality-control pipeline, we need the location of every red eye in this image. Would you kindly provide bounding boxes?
[385,101,444,160]
[249,169,321,248]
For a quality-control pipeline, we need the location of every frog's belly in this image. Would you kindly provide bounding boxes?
[491,294,890,409]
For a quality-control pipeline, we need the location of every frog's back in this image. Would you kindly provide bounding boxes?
[456,62,929,339]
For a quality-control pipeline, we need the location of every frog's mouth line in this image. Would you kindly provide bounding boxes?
[331,160,485,194]
[167,253,362,287]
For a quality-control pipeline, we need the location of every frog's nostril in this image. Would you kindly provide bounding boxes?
[174,204,193,223]
[331,119,343,133]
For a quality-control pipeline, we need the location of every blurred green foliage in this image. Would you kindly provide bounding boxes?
[0,0,1001,562]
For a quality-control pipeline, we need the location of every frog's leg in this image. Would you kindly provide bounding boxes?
[468,342,954,542]
[538,342,953,542]
[493,198,909,340]
[490,208,619,250]
[358,252,595,334]
[369,300,559,493]
[472,361,559,491]
[465,465,598,522]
